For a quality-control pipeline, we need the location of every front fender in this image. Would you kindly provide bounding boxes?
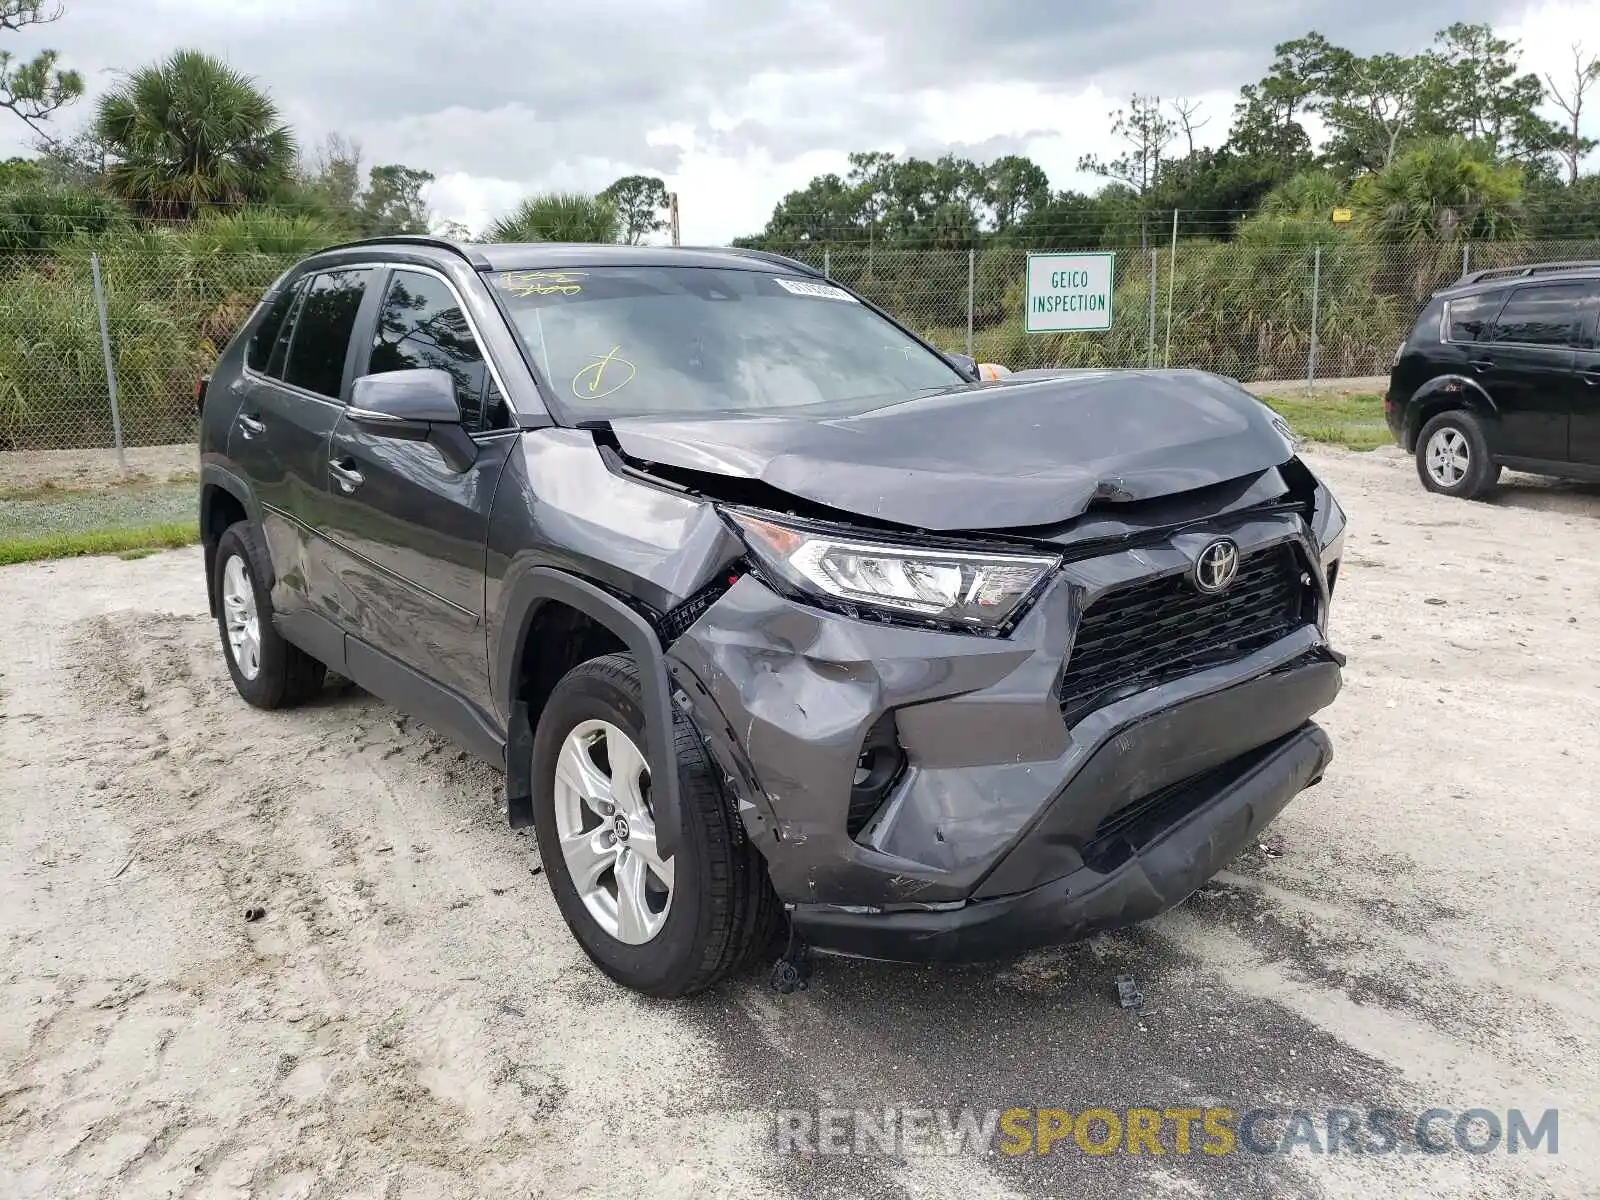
[493,567,681,859]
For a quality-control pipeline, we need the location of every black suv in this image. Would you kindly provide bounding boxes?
[199,236,1347,997]
[1386,260,1600,499]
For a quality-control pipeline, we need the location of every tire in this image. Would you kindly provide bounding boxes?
[530,653,782,998]
[213,521,327,709]
[1415,410,1501,500]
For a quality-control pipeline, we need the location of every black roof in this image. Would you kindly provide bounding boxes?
[306,235,822,278]
[1436,259,1600,299]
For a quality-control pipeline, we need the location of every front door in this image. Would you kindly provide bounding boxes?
[1475,280,1584,462]
[318,266,516,712]
[226,268,376,617]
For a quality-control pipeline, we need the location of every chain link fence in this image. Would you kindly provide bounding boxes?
[1,238,1597,453]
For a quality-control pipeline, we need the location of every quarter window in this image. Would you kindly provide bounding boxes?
[281,270,372,399]
[1445,291,1502,343]
[370,269,506,433]
[1487,283,1584,347]
[247,284,300,374]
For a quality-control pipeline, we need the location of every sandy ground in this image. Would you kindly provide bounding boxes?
[1,445,1597,1200]
[0,444,198,495]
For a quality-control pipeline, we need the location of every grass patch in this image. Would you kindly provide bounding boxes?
[0,521,198,566]
[1260,392,1392,451]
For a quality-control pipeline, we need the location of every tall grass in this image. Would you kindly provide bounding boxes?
[0,209,335,449]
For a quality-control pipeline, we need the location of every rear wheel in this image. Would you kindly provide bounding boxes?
[1416,410,1500,500]
[213,522,326,708]
[530,653,781,998]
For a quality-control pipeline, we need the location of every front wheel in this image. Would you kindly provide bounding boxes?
[1416,410,1501,500]
[530,653,781,998]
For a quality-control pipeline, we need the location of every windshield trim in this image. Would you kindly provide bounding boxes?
[477,263,973,428]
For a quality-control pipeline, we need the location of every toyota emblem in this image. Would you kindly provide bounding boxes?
[1193,539,1241,594]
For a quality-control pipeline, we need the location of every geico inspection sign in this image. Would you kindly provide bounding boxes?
[1024,251,1115,333]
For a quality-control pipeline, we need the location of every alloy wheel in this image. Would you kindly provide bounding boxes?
[552,719,674,944]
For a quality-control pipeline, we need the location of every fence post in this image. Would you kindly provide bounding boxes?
[90,253,127,474]
[1163,209,1178,367]
[823,248,831,280]
[1147,251,1158,368]
[965,249,975,360]
[1306,245,1322,389]
[1462,243,1470,278]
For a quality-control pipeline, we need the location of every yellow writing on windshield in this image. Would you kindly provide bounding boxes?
[572,346,637,400]
[499,270,587,297]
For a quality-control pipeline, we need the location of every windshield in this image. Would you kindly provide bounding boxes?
[488,265,967,420]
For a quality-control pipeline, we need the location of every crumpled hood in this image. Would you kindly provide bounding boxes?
[607,369,1297,530]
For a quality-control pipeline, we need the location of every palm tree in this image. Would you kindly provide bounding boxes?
[94,49,297,218]
[1351,137,1523,246]
[485,192,619,243]
[1351,137,1525,297]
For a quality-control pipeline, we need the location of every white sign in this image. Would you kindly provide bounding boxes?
[1024,252,1115,333]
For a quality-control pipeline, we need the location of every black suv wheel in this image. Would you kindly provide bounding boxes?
[213,522,327,708]
[1415,410,1501,500]
[530,653,781,998]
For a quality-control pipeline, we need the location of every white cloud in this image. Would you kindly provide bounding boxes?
[3,0,1596,244]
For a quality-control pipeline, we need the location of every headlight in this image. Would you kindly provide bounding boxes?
[726,510,1059,631]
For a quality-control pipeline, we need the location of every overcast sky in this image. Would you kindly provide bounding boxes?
[4,0,1597,241]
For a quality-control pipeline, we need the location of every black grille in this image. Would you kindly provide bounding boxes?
[1059,543,1307,723]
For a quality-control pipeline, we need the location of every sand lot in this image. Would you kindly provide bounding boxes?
[1,445,1597,1200]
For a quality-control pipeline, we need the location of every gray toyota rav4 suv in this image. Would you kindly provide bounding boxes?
[198,236,1348,997]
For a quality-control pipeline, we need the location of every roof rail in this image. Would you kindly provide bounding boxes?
[1456,259,1600,287]
[704,245,825,278]
[313,234,492,269]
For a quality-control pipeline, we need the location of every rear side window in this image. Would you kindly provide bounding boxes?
[247,285,299,373]
[370,269,507,433]
[1445,291,1503,343]
[282,270,372,399]
[1488,283,1584,347]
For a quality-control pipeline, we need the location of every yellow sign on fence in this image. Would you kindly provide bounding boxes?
[1331,207,1354,224]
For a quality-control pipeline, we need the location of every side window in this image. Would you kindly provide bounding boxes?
[263,281,308,379]
[1445,291,1503,343]
[1488,283,1585,347]
[282,270,371,399]
[370,269,506,434]
[247,284,299,373]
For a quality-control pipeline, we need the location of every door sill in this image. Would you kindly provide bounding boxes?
[1496,456,1600,483]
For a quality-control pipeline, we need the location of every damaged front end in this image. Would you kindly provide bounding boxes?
[640,444,1347,965]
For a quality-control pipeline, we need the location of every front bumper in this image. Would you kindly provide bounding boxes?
[663,504,1343,961]
[790,723,1330,962]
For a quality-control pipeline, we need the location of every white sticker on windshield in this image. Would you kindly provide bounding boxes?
[774,277,859,302]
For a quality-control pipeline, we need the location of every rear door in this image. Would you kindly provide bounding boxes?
[227,268,377,616]
[317,265,516,712]
[1473,281,1583,462]
[1570,282,1600,466]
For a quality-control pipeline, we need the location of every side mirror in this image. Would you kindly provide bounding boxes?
[945,351,980,380]
[350,367,462,425]
[347,368,477,472]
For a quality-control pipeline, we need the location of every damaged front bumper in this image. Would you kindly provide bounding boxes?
[663,510,1344,964]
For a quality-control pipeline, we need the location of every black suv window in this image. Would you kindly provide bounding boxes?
[370,269,507,433]
[1488,282,1585,347]
[1445,291,1503,343]
[282,270,372,399]
[247,285,300,373]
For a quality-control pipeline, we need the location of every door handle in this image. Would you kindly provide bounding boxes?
[1468,358,1493,372]
[328,459,365,493]
[237,413,266,438]
[1582,371,1599,387]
